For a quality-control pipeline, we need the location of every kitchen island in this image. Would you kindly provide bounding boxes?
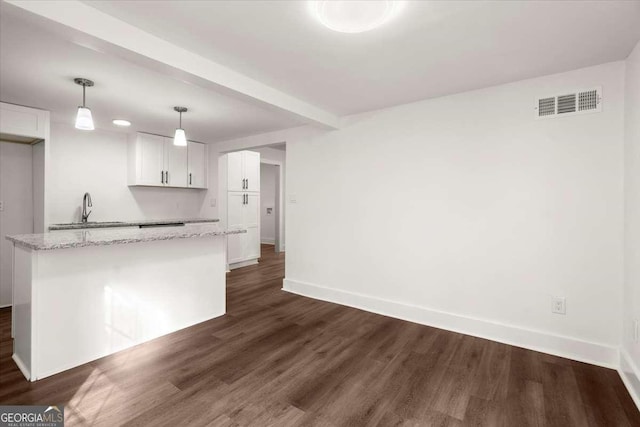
[6,223,244,381]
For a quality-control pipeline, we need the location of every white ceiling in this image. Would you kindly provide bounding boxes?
[85,0,640,115]
[1,1,639,143]
[0,5,304,143]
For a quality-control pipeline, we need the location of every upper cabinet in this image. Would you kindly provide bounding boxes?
[226,151,260,192]
[187,141,207,189]
[128,132,208,189]
[0,102,49,140]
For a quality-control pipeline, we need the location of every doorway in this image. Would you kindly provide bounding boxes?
[0,140,43,307]
[260,163,280,252]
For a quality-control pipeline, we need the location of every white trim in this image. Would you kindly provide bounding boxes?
[619,349,640,410]
[12,354,31,381]
[261,238,276,245]
[282,278,619,369]
[0,303,11,309]
[229,259,259,270]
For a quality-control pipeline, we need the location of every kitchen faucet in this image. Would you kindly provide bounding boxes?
[81,192,92,223]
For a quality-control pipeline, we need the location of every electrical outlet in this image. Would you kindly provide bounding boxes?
[635,319,639,343]
[0,200,3,212]
[289,194,297,204]
[552,297,566,315]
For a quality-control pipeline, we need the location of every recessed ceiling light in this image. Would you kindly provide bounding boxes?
[310,1,405,34]
[112,119,131,127]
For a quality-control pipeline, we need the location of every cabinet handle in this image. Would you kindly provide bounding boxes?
[246,178,249,189]
[244,194,247,205]
[189,173,192,185]
[161,170,164,184]
[166,171,169,184]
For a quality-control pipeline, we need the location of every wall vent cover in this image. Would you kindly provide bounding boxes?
[538,97,556,116]
[535,87,601,119]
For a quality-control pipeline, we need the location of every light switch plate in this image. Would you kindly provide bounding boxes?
[552,296,566,315]
[0,200,3,212]
[210,198,216,207]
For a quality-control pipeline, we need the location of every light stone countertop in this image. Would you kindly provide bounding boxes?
[48,218,219,231]
[7,223,244,251]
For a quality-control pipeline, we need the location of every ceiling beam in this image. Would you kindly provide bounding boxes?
[4,0,341,129]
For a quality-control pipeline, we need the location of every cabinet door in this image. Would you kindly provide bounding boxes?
[138,133,165,185]
[244,193,261,260]
[227,192,246,264]
[243,151,261,192]
[227,152,244,192]
[164,138,188,187]
[187,141,207,188]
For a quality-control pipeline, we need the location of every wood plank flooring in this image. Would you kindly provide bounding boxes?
[1,244,638,426]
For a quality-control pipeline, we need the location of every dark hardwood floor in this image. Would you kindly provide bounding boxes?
[1,244,638,426]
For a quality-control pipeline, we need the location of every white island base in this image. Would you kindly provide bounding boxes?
[11,235,226,381]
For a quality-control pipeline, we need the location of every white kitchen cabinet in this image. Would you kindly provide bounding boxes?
[226,191,261,265]
[227,192,247,264]
[221,150,261,268]
[243,151,260,192]
[227,151,244,192]
[226,150,260,193]
[164,139,188,187]
[0,102,49,141]
[128,132,207,189]
[244,193,260,259]
[187,141,207,188]
[134,133,165,186]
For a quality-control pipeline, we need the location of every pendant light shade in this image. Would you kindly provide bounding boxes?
[174,128,187,146]
[74,78,95,131]
[173,106,188,146]
[75,107,95,130]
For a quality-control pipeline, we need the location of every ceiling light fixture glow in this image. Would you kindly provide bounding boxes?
[112,119,131,127]
[173,106,188,146]
[310,0,405,34]
[74,78,95,130]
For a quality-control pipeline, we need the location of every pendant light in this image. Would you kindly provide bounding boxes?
[173,106,188,146]
[74,78,95,130]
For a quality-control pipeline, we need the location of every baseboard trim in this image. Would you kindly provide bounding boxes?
[619,349,640,410]
[261,238,275,245]
[282,278,619,369]
[229,259,259,270]
[13,353,31,381]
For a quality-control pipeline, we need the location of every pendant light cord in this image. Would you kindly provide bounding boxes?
[179,110,182,128]
[82,84,86,107]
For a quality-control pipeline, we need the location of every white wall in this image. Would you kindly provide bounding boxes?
[48,123,213,224]
[623,40,640,405]
[260,163,277,244]
[219,61,626,367]
[0,141,33,307]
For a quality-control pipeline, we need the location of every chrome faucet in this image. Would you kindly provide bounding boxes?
[81,192,92,223]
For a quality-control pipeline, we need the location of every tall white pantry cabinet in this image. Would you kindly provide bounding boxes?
[220,151,261,268]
